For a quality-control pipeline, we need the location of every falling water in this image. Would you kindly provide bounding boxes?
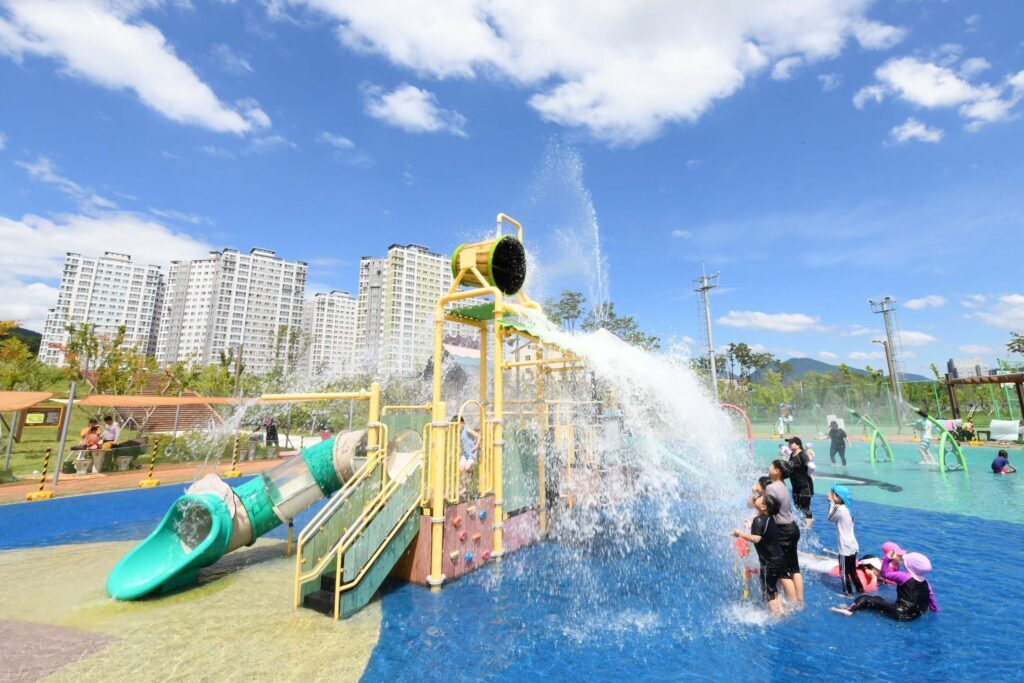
[518,140,610,313]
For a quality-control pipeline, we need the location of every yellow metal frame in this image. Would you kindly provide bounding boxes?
[426,213,583,588]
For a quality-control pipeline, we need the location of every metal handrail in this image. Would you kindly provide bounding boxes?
[293,423,388,606]
[330,453,424,619]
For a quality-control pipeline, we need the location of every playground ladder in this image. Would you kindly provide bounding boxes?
[294,444,423,620]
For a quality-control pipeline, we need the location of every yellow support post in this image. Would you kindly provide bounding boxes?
[139,438,162,487]
[492,307,505,558]
[26,447,54,501]
[536,347,548,533]
[428,400,447,589]
[368,381,381,484]
[286,521,294,556]
[224,430,242,478]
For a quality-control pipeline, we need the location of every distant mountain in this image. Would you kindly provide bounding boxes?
[2,326,42,355]
[779,357,927,382]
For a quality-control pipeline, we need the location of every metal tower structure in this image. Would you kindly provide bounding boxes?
[695,268,720,403]
[869,296,906,421]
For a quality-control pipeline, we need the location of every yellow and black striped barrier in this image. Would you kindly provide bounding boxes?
[139,438,161,488]
[224,430,242,478]
[26,447,54,501]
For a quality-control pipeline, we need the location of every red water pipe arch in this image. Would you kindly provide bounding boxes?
[721,403,754,457]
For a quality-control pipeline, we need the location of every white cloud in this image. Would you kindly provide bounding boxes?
[199,145,235,159]
[818,73,842,91]
[147,207,214,225]
[363,83,466,136]
[853,84,886,108]
[211,42,253,74]
[818,351,839,361]
[850,20,906,50]
[960,293,987,309]
[15,155,117,211]
[0,131,6,150]
[685,159,702,169]
[958,344,996,355]
[964,14,981,33]
[959,57,990,79]
[316,131,354,149]
[671,229,692,238]
[237,98,272,129]
[315,131,373,167]
[0,0,265,134]
[717,310,819,333]
[904,294,947,310]
[289,1,904,145]
[246,134,296,154]
[890,117,943,143]
[0,210,213,329]
[771,56,803,81]
[856,56,1024,131]
[973,293,1024,329]
[844,324,874,336]
[900,330,937,347]
[849,350,884,361]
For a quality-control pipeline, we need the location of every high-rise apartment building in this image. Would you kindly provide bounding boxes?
[154,248,307,374]
[947,357,989,379]
[306,290,358,377]
[354,244,459,377]
[39,252,164,366]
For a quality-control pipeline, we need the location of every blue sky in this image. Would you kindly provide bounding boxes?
[1,0,1022,374]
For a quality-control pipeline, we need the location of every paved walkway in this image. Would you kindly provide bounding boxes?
[0,457,288,505]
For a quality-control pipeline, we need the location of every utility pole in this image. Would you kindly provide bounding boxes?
[869,296,906,431]
[694,267,720,403]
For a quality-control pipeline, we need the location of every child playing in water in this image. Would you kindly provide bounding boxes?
[991,449,1017,474]
[786,437,814,529]
[732,494,794,615]
[826,483,863,596]
[915,419,937,465]
[832,545,938,620]
[766,459,804,605]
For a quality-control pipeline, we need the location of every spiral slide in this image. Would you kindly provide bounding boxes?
[106,434,364,600]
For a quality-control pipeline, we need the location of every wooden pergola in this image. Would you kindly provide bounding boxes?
[943,372,1024,419]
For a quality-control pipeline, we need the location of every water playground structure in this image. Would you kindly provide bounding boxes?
[106,214,632,618]
[848,410,894,464]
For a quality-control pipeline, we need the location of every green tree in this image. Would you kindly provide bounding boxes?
[751,370,792,414]
[581,302,661,350]
[558,291,586,331]
[63,323,155,395]
[1008,332,1024,355]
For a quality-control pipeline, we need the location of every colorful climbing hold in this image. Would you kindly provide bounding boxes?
[452,516,462,528]
[472,533,481,542]
[479,510,487,521]
[459,530,467,541]
[465,551,473,562]
[481,549,491,561]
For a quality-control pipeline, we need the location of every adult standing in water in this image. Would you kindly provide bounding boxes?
[828,421,849,466]
[787,437,814,529]
[766,459,804,605]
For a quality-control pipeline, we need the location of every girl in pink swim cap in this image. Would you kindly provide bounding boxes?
[831,545,938,620]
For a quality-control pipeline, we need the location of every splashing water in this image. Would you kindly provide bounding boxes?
[491,310,759,628]
[518,140,610,312]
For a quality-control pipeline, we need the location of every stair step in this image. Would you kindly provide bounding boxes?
[319,572,337,592]
[302,589,335,617]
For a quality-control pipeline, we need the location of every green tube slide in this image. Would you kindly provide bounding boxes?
[107,437,345,600]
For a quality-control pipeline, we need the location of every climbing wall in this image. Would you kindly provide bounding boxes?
[391,495,495,585]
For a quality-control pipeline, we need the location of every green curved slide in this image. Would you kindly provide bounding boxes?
[107,437,346,600]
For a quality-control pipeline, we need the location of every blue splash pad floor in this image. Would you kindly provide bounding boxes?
[364,497,1023,682]
[2,448,1021,682]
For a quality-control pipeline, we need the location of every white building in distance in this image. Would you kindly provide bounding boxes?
[155,248,307,375]
[947,357,990,379]
[306,290,358,377]
[355,244,459,377]
[39,252,163,366]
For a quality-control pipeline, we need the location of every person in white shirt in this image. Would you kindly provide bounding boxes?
[827,483,863,596]
[100,416,121,444]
